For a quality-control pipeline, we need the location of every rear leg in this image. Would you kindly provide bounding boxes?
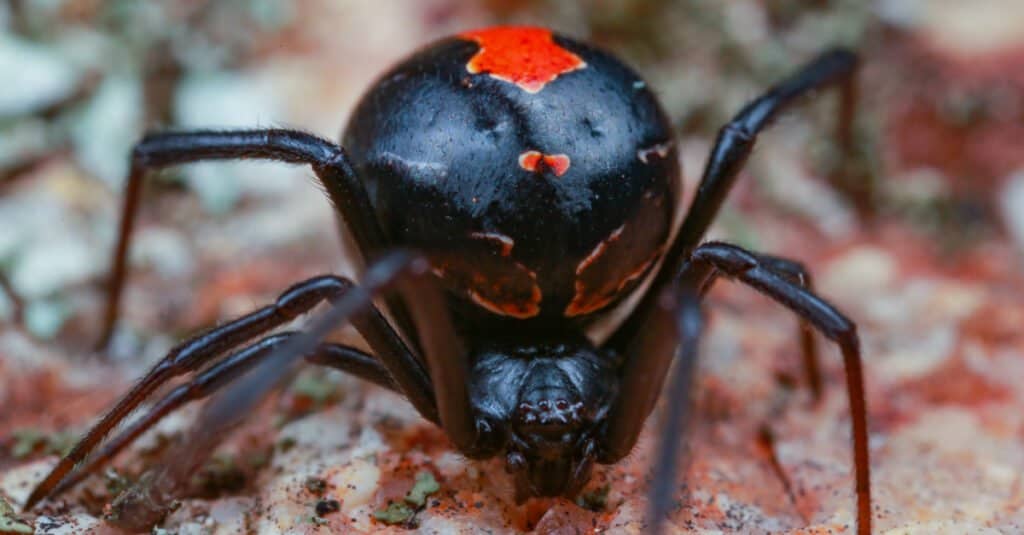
[95,129,417,350]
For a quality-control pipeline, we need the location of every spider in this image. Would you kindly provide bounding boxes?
[24,26,871,533]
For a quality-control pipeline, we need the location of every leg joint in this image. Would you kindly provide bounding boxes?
[275,275,355,317]
[691,241,759,276]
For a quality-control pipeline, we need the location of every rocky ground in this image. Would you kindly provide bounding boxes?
[2,1,1024,533]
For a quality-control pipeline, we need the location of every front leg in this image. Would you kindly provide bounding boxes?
[190,249,479,458]
[754,253,822,400]
[601,242,871,535]
[680,242,870,534]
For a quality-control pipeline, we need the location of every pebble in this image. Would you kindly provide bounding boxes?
[0,35,81,116]
[999,170,1024,251]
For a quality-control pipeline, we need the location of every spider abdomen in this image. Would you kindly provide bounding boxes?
[342,27,680,328]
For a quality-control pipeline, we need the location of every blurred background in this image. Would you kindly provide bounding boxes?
[1,1,1023,533]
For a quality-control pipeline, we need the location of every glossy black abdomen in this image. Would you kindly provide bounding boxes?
[342,27,679,331]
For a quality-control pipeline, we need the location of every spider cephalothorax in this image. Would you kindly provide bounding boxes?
[26,25,872,534]
[466,335,618,499]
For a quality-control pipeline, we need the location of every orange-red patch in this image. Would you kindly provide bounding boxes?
[470,231,515,257]
[433,260,543,319]
[565,221,663,317]
[575,225,624,276]
[637,141,672,164]
[565,253,657,317]
[460,26,586,93]
[519,150,571,177]
[468,284,542,319]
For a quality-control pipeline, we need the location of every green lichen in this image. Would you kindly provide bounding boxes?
[372,471,440,525]
[9,429,44,458]
[404,471,440,508]
[0,497,32,534]
[372,502,414,525]
[9,428,78,458]
[289,373,339,407]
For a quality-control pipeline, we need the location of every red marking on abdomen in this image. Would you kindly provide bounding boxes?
[637,141,672,164]
[470,231,515,257]
[469,284,542,319]
[519,150,571,177]
[565,252,658,317]
[575,224,624,276]
[459,26,586,93]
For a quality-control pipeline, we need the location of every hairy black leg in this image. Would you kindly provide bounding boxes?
[602,242,870,534]
[609,48,859,351]
[681,242,870,535]
[96,129,416,349]
[673,49,860,259]
[647,289,702,535]
[48,334,396,497]
[754,254,822,400]
[305,342,397,391]
[396,264,476,453]
[599,287,680,462]
[182,249,476,465]
[24,271,429,510]
[599,254,819,462]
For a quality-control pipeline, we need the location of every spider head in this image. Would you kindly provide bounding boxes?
[507,365,597,499]
[468,335,617,500]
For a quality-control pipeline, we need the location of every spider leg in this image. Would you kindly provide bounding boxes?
[24,271,431,510]
[174,248,475,471]
[602,242,870,534]
[598,285,682,463]
[679,242,870,534]
[396,268,476,453]
[598,254,819,462]
[305,341,398,391]
[647,289,703,535]
[0,271,25,328]
[673,48,860,258]
[48,334,395,498]
[609,48,859,351]
[96,129,416,350]
[752,254,822,400]
[124,248,478,529]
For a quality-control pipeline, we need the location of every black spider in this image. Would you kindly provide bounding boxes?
[24,26,870,534]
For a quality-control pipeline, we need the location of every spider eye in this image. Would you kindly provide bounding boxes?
[515,397,584,434]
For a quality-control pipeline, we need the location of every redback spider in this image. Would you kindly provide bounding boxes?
[24,26,870,533]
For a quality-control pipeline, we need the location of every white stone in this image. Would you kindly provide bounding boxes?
[70,75,143,187]
[999,170,1024,252]
[0,35,81,116]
